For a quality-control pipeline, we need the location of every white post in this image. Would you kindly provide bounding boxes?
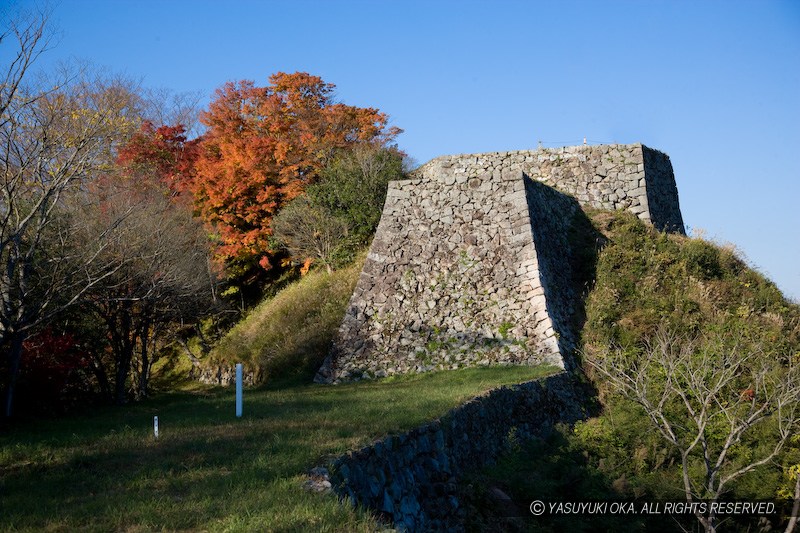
[235,363,243,418]
[154,416,159,438]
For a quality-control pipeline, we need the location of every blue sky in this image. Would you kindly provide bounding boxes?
[7,0,800,300]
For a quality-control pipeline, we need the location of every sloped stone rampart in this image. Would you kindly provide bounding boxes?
[328,371,585,532]
[642,147,684,232]
[316,169,575,383]
[316,143,683,384]
[524,179,583,361]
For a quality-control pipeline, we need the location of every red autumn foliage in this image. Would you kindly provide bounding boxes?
[191,71,401,271]
[116,121,200,195]
[14,329,95,413]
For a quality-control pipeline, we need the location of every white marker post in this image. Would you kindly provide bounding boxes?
[235,363,243,418]
[154,416,159,439]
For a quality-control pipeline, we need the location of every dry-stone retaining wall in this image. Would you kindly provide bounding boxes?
[641,147,684,232]
[193,364,257,386]
[316,170,572,383]
[327,371,584,532]
[316,143,683,384]
[524,180,583,361]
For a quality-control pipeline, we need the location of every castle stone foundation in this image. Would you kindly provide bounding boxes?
[316,143,683,383]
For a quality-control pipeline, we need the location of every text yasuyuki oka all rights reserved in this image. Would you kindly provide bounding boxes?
[528,500,777,517]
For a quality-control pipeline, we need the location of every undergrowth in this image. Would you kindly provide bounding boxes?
[467,210,800,532]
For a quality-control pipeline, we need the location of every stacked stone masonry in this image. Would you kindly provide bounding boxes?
[328,372,585,532]
[315,143,683,383]
[193,364,257,386]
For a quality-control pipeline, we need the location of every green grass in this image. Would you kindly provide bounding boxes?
[209,254,364,381]
[0,365,557,532]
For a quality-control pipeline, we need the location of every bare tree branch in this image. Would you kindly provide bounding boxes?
[587,327,800,532]
[0,10,145,416]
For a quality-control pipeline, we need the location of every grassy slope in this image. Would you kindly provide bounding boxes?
[209,254,364,381]
[0,366,556,532]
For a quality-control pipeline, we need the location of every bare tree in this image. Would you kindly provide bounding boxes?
[587,329,800,533]
[0,10,141,416]
[0,6,54,124]
[78,178,217,404]
[139,86,203,137]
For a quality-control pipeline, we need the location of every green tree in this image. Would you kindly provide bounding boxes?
[307,144,404,241]
[272,144,404,271]
[271,196,348,274]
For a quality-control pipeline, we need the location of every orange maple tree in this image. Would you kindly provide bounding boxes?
[191,72,401,271]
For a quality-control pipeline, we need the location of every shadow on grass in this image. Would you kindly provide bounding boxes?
[0,365,555,531]
[459,429,694,533]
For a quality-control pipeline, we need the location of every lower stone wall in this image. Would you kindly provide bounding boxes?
[328,372,585,532]
[192,364,258,386]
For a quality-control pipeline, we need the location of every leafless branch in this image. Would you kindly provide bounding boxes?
[587,327,800,532]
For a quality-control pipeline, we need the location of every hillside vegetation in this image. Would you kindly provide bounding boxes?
[583,210,799,355]
[208,253,364,381]
[467,210,800,532]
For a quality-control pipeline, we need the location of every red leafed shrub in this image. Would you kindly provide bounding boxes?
[14,329,97,414]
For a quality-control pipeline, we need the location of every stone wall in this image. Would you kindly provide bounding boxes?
[641,146,685,232]
[192,364,258,386]
[524,179,583,361]
[315,169,578,383]
[411,143,683,232]
[327,372,584,532]
[316,143,683,384]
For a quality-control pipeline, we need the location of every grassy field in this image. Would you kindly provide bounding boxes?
[0,365,556,532]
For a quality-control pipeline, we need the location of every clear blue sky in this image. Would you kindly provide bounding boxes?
[7,0,800,300]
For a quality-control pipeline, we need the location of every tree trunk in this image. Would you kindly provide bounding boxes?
[136,319,151,400]
[88,352,112,401]
[3,333,26,418]
[113,347,132,405]
[785,473,800,533]
[112,308,134,405]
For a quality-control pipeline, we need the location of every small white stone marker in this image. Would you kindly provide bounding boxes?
[154,416,159,439]
[235,363,243,418]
